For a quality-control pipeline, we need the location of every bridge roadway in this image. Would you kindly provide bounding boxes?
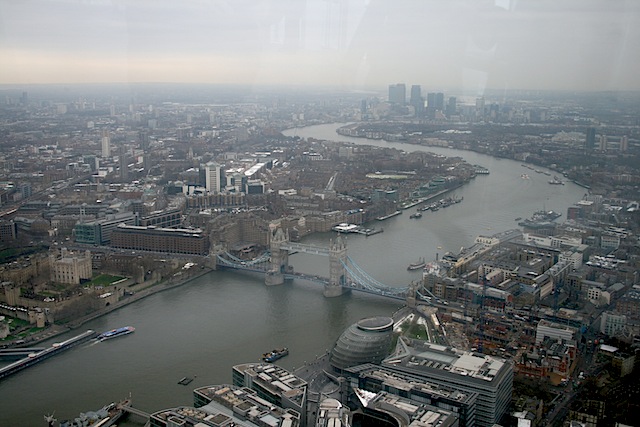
[280,242,330,256]
[217,261,410,302]
[120,404,151,420]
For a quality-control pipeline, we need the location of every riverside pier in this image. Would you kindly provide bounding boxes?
[0,330,96,380]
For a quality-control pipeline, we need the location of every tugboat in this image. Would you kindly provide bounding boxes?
[262,348,289,363]
[407,258,426,270]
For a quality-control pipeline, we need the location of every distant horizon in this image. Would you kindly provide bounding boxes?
[2,81,640,96]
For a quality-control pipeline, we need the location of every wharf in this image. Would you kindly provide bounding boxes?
[0,330,96,380]
[0,347,46,361]
[376,210,402,221]
[358,228,383,236]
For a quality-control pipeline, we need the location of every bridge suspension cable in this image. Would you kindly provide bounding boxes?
[342,257,409,296]
[219,251,270,266]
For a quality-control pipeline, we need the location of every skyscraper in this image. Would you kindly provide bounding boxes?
[585,127,596,150]
[620,135,629,152]
[388,83,406,104]
[101,129,111,158]
[119,145,128,182]
[599,134,608,151]
[410,85,424,116]
[205,161,223,193]
[446,96,457,117]
[426,92,444,111]
[435,92,444,111]
[475,97,485,121]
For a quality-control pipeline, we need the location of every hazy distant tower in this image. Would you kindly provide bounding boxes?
[119,145,128,182]
[599,134,608,151]
[388,83,406,104]
[446,97,457,117]
[585,127,596,150]
[475,97,485,121]
[620,135,628,152]
[101,129,111,157]
[410,85,424,117]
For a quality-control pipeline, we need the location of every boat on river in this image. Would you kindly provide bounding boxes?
[548,175,564,185]
[50,399,131,427]
[97,326,135,341]
[409,212,422,219]
[262,348,289,363]
[407,258,426,270]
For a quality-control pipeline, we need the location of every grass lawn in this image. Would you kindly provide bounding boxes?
[0,246,43,264]
[88,274,126,287]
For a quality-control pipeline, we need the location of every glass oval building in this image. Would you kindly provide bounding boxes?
[330,316,395,372]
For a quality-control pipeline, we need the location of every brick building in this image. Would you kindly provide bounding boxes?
[111,224,209,255]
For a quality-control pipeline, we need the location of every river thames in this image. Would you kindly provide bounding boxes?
[0,123,586,426]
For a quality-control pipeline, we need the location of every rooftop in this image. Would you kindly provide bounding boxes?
[193,384,300,427]
[233,363,307,406]
[384,339,509,384]
[354,389,458,427]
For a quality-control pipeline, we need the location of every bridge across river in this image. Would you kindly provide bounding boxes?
[216,227,436,304]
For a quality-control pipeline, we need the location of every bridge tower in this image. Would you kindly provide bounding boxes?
[325,235,347,297]
[266,227,290,286]
[406,281,417,308]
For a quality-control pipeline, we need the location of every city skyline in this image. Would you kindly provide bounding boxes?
[1,0,639,92]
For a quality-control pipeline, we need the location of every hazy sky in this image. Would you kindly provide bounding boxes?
[1,0,639,92]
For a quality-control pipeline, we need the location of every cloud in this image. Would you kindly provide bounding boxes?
[1,0,639,90]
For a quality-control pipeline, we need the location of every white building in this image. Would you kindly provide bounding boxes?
[600,233,620,250]
[49,248,92,285]
[101,129,110,157]
[559,250,583,270]
[535,319,578,344]
[588,287,611,307]
[522,233,582,249]
[600,312,627,337]
[205,161,222,193]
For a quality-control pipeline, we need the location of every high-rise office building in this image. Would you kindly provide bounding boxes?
[410,85,424,116]
[205,161,223,193]
[388,83,406,104]
[382,339,513,427]
[620,135,628,152]
[360,99,367,114]
[435,92,444,111]
[475,97,485,121]
[585,127,596,150]
[446,96,457,117]
[427,92,436,109]
[101,129,111,157]
[119,145,128,182]
[599,134,608,151]
[410,85,422,103]
[425,92,445,119]
[427,92,444,111]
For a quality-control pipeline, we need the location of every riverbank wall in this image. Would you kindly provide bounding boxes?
[19,267,213,346]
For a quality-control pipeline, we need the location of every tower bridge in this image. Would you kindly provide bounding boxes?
[216,227,435,304]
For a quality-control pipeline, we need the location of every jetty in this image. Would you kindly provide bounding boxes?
[0,330,97,380]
